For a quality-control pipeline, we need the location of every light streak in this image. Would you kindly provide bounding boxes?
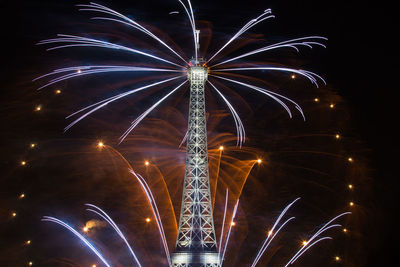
[288,237,332,265]
[213,67,325,88]
[100,144,177,232]
[34,65,183,90]
[41,216,111,267]
[63,76,184,133]
[38,34,184,68]
[210,36,327,68]
[220,199,239,266]
[186,0,198,60]
[208,81,246,147]
[207,9,275,63]
[177,0,197,60]
[251,197,300,267]
[119,80,187,143]
[212,146,223,209]
[218,189,229,257]
[212,75,305,120]
[284,212,351,266]
[128,169,171,267]
[77,2,188,64]
[85,204,142,267]
[252,217,295,267]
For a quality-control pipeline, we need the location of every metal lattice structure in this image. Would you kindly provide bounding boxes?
[171,65,220,267]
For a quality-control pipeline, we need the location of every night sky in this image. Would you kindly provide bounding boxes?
[0,0,396,266]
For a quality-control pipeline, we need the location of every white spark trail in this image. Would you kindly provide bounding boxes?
[208,81,246,147]
[251,198,300,266]
[38,34,184,68]
[212,75,305,120]
[207,9,275,63]
[177,0,198,60]
[218,189,229,257]
[186,0,198,60]
[41,216,111,267]
[129,169,172,267]
[64,76,184,132]
[213,67,325,87]
[252,217,295,267]
[210,36,327,67]
[220,199,239,266]
[35,65,183,90]
[284,212,351,266]
[85,204,142,267]
[288,237,332,265]
[77,2,188,64]
[119,80,188,143]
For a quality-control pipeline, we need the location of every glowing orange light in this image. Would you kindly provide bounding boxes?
[335,256,340,261]
[144,161,150,166]
[348,184,353,189]
[314,98,319,102]
[335,134,340,139]
[302,240,308,246]
[291,74,296,79]
[26,240,31,245]
[21,161,26,166]
[92,265,97,267]
[268,230,273,236]
[28,262,33,266]
[97,141,104,148]
[349,201,354,207]
[257,159,262,164]
[219,146,224,151]
[343,228,348,233]
[55,89,61,94]
[330,103,335,108]
[35,105,42,111]
[12,212,17,217]
[145,217,151,223]
[83,227,89,232]
[30,143,36,148]
[77,69,82,74]
[348,157,353,162]
[231,221,236,226]
[19,193,25,199]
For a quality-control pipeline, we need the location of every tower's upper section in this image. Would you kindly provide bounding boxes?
[187,66,208,83]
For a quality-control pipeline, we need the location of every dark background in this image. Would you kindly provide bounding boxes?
[0,0,396,266]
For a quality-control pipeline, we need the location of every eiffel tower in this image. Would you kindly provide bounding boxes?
[171,31,220,267]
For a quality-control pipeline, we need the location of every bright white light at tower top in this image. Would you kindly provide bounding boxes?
[187,66,208,82]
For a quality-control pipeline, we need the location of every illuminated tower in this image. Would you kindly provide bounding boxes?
[170,55,220,266]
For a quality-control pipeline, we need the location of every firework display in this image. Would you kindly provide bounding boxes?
[0,0,376,266]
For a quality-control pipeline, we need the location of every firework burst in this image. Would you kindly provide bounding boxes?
[30,0,362,266]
